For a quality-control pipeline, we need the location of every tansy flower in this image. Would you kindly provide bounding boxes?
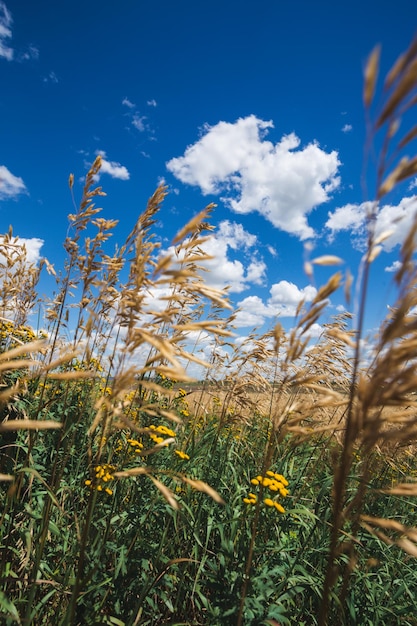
[175,450,190,460]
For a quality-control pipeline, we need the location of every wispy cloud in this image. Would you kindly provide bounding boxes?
[122,98,155,139]
[122,97,135,108]
[166,115,341,240]
[19,44,39,61]
[0,1,13,61]
[0,165,27,199]
[43,71,58,83]
[132,113,147,132]
[95,151,130,180]
[342,123,353,133]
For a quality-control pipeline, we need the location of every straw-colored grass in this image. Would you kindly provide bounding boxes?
[1,35,417,626]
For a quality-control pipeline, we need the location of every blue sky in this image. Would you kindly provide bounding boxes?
[1,0,417,345]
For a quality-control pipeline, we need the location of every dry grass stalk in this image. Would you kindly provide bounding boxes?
[319,34,417,625]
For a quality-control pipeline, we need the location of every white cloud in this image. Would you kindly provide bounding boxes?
[235,280,318,327]
[198,220,266,293]
[17,237,43,264]
[325,202,369,237]
[19,44,39,61]
[147,99,157,107]
[166,115,341,240]
[122,97,135,108]
[166,219,266,294]
[0,2,13,61]
[385,259,401,273]
[132,113,147,132]
[0,235,43,265]
[305,322,324,338]
[95,151,130,181]
[43,71,58,83]
[342,124,353,133]
[0,165,27,199]
[326,196,417,251]
[268,280,317,314]
[234,295,269,328]
[408,177,417,191]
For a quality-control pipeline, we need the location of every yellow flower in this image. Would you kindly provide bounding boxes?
[175,450,190,460]
[264,498,274,507]
[274,474,289,486]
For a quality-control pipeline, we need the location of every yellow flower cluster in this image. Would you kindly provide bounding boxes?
[264,498,286,513]
[175,449,190,460]
[243,492,257,505]
[69,357,104,372]
[0,319,45,352]
[127,438,144,453]
[85,463,116,495]
[174,388,190,419]
[244,470,289,513]
[148,424,176,445]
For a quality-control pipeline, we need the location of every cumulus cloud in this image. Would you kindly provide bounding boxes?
[165,219,266,294]
[385,260,401,273]
[16,237,43,264]
[0,165,27,199]
[0,235,43,265]
[326,196,417,251]
[342,124,353,133]
[147,99,157,107]
[325,202,370,237]
[166,115,341,240]
[235,280,318,327]
[95,151,130,180]
[0,2,13,61]
[197,220,266,293]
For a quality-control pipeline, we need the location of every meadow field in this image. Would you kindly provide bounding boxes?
[2,40,417,625]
